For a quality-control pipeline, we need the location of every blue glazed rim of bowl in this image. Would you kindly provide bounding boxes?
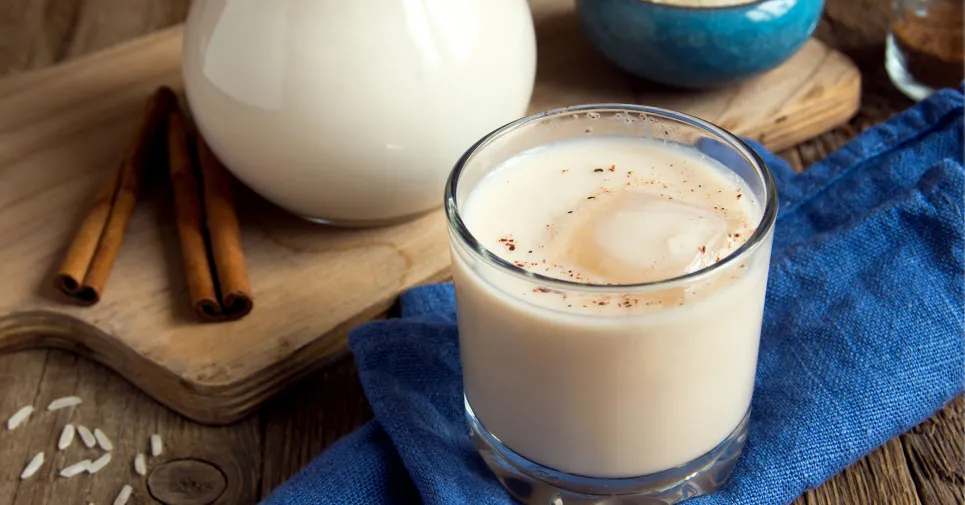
[630,0,770,10]
[577,0,825,88]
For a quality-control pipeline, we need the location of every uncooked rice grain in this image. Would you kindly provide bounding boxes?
[88,453,111,474]
[47,396,82,411]
[20,452,44,480]
[134,453,147,476]
[113,485,133,505]
[150,433,163,457]
[58,424,76,450]
[94,428,113,451]
[77,425,97,448]
[7,405,34,430]
[60,459,91,478]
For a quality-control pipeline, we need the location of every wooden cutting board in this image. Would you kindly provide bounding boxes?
[0,2,860,425]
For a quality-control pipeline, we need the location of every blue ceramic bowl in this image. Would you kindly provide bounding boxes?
[577,0,824,88]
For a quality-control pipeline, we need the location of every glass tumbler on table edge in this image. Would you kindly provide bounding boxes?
[887,0,964,101]
[444,105,779,505]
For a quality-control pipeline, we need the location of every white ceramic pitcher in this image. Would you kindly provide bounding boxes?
[182,0,537,226]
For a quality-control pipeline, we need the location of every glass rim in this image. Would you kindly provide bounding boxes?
[444,103,779,293]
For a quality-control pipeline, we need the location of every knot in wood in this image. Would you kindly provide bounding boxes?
[147,459,227,505]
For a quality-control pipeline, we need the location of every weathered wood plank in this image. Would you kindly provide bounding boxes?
[0,0,55,73]
[901,397,965,505]
[64,0,189,59]
[0,349,264,505]
[0,351,49,504]
[260,357,374,499]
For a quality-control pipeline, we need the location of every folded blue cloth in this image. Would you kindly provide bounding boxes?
[263,87,965,505]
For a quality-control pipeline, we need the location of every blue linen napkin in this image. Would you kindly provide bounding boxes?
[263,87,965,505]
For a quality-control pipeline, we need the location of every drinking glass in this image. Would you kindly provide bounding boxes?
[886,0,964,101]
[445,105,778,504]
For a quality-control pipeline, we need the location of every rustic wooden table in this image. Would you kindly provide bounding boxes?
[0,1,961,504]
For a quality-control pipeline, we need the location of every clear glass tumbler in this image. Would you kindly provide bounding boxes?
[445,105,778,505]
[886,0,964,101]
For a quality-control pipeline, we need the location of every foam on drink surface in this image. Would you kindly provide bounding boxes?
[462,136,761,307]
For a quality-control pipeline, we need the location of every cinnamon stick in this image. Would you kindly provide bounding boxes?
[166,108,222,319]
[166,105,253,321]
[54,167,120,297]
[197,137,253,320]
[54,87,177,304]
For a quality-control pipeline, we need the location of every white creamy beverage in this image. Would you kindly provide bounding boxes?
[452,136,773,478]
[183,0,536,224]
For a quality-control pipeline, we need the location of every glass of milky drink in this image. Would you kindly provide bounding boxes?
[445,105,778,504]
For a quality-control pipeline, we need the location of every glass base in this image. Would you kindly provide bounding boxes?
[466,397,749,505]
[886,34,935,102]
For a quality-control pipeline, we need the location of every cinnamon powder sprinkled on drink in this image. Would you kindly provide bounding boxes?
[498,236,517,251]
